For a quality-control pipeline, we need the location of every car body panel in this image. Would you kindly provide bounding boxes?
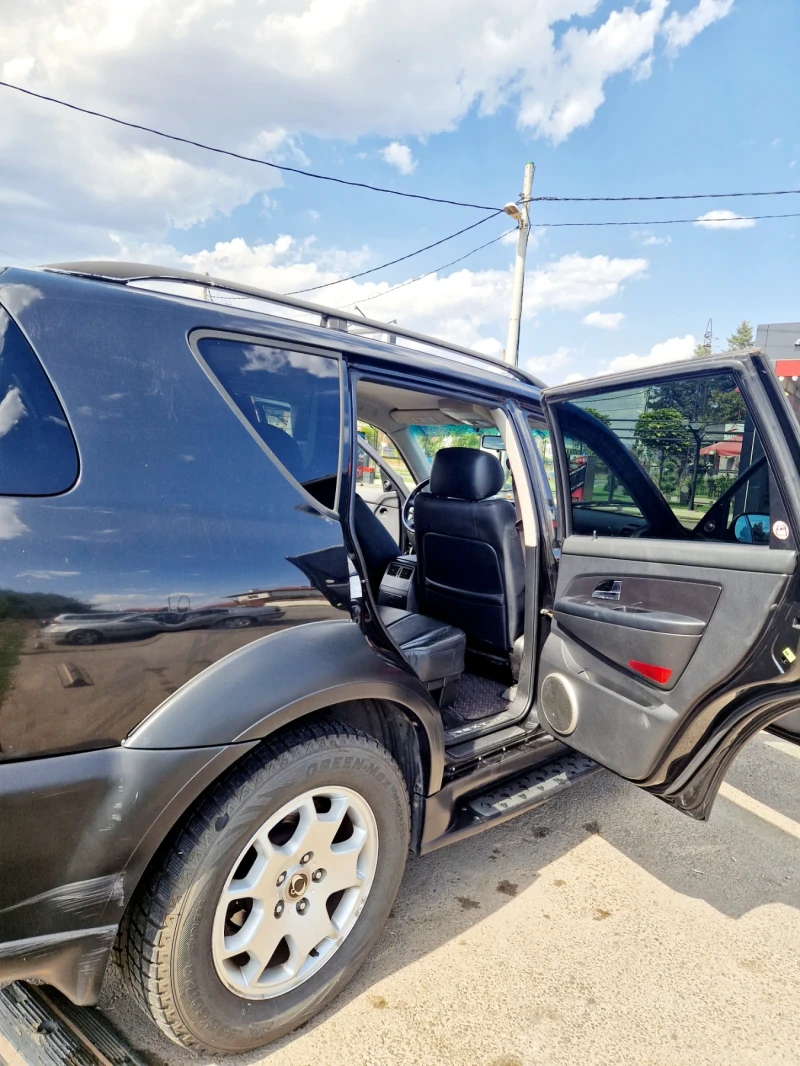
[0,268,351,761]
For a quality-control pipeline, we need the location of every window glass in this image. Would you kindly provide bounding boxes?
[528,420,558,506]
[0,308,78,496]
[356,422,413,487]
[554,372,772,544]
[409,423,513,498]
[196,338,342,506]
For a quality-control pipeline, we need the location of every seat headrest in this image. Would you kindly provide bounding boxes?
[429,447,505,501]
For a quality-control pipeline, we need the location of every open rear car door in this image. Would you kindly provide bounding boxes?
[539,351,800,819]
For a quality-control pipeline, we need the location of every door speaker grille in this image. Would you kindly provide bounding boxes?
[541,673,579,735]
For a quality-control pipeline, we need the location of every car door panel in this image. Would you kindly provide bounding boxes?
[540,354,800,811]
[540,536,792,780]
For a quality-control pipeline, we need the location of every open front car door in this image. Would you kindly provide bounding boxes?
[539,351,800,819]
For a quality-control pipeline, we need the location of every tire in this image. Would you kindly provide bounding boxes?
[217,616,255,629]
[118,721,410,1054]
[69,629,102,645]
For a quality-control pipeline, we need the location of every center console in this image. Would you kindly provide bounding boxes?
[378,555,418,610]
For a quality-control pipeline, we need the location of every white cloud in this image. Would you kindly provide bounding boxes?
[790,161,796,170]
[523,346,574,380]
[605,334,696,374]
[634,230,672,246]
[525,253,647,312]
[0,386,27,437]
[772,138,782,148]
[583,310,625,330]
[663,0,734,55]
[379,142,417,175]
[0,1,732,257]
[694,210,756,230]
[563,372,586,384]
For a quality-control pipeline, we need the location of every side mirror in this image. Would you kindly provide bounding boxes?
[480,433,505,451]
[733,513,770,545]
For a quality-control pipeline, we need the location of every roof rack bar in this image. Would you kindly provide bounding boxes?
[42,261,544,387]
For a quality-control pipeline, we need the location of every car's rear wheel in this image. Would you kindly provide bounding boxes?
[69,629,102,645]
[118,722,409,1054]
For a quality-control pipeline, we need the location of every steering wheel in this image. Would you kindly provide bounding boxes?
[402,478,430,534]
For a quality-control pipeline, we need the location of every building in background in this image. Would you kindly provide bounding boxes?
[756,321,800,411]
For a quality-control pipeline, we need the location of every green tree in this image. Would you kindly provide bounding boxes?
[633,408,694,492]
[692,342,710,359]
[581,406,612,427]
[726,320,754,350]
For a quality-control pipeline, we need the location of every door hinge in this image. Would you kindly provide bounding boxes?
[540,608,553,619]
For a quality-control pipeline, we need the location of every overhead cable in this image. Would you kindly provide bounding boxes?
[285,211,503,294]
[529,190,800,203]
[533,211,800,228]
[334,229,516,308]
[0,80,500,212]
[2,81,799,213]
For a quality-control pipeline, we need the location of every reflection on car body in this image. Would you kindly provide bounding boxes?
[40,601,285,645]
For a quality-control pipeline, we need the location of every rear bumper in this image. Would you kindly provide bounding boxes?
[0,741,254,1003]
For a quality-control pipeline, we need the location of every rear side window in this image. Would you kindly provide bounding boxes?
[0,307,78,496]
[194,336,342,507]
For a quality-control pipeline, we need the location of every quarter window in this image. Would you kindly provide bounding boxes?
[0,307,78,496]
[195,337,342,507]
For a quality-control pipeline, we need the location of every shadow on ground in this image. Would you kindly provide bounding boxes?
[97,732,800,1064]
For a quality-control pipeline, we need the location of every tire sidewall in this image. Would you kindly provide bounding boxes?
[167,732,409,1051]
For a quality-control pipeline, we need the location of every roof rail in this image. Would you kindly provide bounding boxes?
[42,261,544,388]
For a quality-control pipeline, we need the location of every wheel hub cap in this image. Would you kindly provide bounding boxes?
[285,871,308,901]
[211,786,379,1000]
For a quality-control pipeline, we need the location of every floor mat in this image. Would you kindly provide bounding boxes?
[442,672,510,729]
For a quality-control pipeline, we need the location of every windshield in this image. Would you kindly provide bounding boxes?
[409,424,513,498]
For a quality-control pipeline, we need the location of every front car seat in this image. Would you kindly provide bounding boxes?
[413,447,525,662]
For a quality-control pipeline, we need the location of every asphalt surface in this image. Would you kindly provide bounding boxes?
[99,733,800,1066]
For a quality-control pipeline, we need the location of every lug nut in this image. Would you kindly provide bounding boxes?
[312,869,326,883]
[276,872,287,887]
[296,898,309,914]
[274,901,284,918]
[300,852,313,865]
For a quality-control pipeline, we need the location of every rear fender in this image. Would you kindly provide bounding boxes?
[126,619,445,792]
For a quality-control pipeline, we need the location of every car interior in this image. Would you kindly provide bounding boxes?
[351,379,541,746]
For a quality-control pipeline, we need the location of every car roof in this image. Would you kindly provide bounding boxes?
[34,261,545,396]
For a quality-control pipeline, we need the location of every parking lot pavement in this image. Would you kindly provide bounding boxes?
[99,733,800,1066]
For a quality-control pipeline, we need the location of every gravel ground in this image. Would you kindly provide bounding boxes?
[99,732,800,1066]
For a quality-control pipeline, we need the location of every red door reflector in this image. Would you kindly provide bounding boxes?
[629,660,672,685]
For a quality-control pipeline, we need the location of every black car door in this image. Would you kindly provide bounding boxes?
[539,352,800,818]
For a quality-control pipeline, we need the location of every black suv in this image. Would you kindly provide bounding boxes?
[1,261,799,1054]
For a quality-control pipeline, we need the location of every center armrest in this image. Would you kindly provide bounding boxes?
[378,606,466,686]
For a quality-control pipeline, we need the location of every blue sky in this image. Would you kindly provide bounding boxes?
[1,0,798,382]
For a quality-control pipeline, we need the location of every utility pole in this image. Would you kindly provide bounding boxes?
[503,161,535,366]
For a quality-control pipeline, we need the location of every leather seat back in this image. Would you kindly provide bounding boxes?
[414,448,525,657]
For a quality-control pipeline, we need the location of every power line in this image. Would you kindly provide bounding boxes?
[285,210,503,294]
[303,209,800,301]
[0,80,500,213]
[171,208,799,308]
[4,81,800,216]
[530,190,800,203]
[535,211,800,227]
[335,229,516,308]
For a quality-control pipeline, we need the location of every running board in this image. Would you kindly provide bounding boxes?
[0,984,147,1066]
[422,752,601,852]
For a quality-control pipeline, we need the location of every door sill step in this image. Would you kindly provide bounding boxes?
[422,752,601,852]
[0,984,147,1066]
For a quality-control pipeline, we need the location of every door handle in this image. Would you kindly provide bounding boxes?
[592,579,621,601]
